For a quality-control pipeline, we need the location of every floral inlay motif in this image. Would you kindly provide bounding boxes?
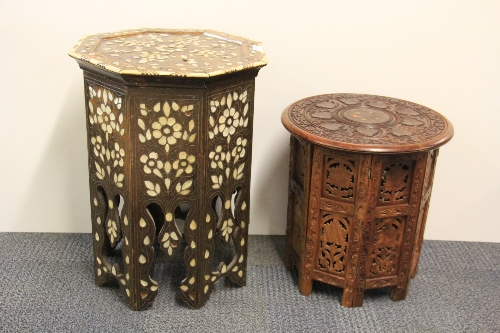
[218,105,240,139]
[232,137,247,164]
[91,135,106,161]
[172,151,196,177]
[110,143,125,168]
[209,145,228,170]
[140,152,164,178]
[87,85,126,189]
[139,101,196,150]
[208,89,250,190]
[137,100,197,198]
[152,116,183,152]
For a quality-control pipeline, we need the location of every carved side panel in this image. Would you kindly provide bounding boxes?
[369,217,405,277]
[379,161,414,205]
[317,211,350,275]
[322,157,356,202]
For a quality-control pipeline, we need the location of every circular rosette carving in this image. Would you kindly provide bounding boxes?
[283,93,453,153]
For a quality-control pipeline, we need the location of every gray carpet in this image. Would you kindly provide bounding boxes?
[0,233,499,332]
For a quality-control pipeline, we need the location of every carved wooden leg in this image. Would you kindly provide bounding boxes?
[297,264,313,296]
[411,149,438,279]
[390,282,409,301]
[391,153,427,302]
[410,200,430,279]
[341,288,365,307]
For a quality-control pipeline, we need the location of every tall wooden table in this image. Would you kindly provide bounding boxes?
[282,93,453,307]
[69,29,267,310]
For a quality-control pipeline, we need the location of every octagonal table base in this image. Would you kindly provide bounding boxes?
[285,136,439,307]
[84,69,258,310]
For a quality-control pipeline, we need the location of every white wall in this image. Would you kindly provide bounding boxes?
[1,1,499,242]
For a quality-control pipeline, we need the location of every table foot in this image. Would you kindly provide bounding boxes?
[298,271,313,296]
[390,284,409,302]
[90,185,159,310]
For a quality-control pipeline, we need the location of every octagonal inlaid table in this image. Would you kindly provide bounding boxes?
[281,93,453,307]
[69,29,267,310]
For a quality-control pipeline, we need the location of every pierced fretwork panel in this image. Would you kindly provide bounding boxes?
[369,217,405,277]
[317,211,350,275]
[379,161,414,205]
[322,156,356,202]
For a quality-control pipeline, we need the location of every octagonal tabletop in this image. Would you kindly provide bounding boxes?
[282,93,454,153]
[69,28,267,78]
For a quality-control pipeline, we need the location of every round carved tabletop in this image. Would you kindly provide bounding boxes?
[281,93,454,153]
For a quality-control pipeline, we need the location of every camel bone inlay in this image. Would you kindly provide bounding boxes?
[69,28,266,310]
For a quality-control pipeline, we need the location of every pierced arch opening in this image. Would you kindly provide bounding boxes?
[96,186,108,218]
[118,194,124,218]
[174,202,191,235]
[231,187,242,218]
[146,203,163,242]
[212,195,223,223]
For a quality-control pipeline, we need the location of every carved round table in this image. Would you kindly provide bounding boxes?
[69,29,267,310]
[281,93,453,307]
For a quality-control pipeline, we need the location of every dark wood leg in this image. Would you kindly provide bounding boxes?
[123,206,158,310]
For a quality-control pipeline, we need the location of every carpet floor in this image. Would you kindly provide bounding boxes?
[0,233,498,332]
